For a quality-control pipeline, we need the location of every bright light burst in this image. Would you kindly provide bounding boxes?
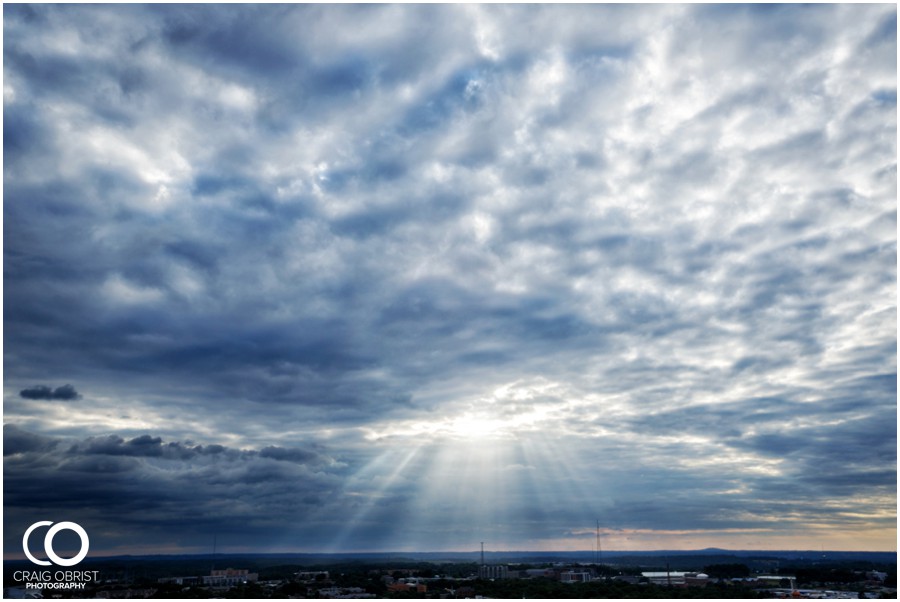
[443,413,510,440]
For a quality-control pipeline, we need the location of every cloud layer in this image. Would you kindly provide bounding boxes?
[4,4,896,555]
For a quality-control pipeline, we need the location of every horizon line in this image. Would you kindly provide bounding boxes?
[5,547,897,562]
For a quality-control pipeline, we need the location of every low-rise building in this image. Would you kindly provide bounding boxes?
[641,572,710,587]
[560,571,592,583]
[479,565,509,580]
[159,567,257,589]
[157,575,203,586]
[204,568,259,587]
[643,571,687,586]
[319,586,376,598]
[387,581,427,593]
[95,589,158,599]
[757,575,797,588]
[296,570,330,582]
[685,573,710,587]
[523,568,557,579]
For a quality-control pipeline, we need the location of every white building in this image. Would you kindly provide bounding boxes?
[203,568,259,587]
[642,571,710,587]
[560,571,592,583]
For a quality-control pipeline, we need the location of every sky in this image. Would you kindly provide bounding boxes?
[3,4,897,558]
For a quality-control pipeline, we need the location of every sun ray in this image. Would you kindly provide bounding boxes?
[323,443,424,552]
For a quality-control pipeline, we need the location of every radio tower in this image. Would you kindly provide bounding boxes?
[480,542,484,566]
[596,520,602,566]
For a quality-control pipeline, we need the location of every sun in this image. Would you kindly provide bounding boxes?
[364,410,518,442]
[362,379,570,444]
[442,413,511,441]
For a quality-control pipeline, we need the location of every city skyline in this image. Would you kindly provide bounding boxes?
[4,4,897,558]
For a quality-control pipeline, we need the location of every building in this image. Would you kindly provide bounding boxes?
[479,565,509,580]
[158,567,258,589]
[523,568,557,579]
[296,570,330,582]
[684,573,710,587]
[757,575,797,588]
[95,589,158,599]
[387,581,427,594]
[560,571,592,583]
[157,575,203,586]
[319,586,376,599]
[203,568,259,587]
[641,571,709,587]
[643,571,687,586]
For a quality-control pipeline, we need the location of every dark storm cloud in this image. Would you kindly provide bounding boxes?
[258,445,321,465]
[66,432,330,466]
[19,384,81,401]
[4,3,896,553]
[3,424,60,456]
[3,426,353,553]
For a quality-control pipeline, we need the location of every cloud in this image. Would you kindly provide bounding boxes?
[4,425,348,552]
[62,432,332,466]
[3,424,60,456]
[3,3,896,554]
[259,445,323,465]
[19,384,81,401]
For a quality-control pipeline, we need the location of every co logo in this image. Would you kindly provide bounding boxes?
[23,521,90,566]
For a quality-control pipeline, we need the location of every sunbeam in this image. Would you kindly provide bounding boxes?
[325,444,424,552]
